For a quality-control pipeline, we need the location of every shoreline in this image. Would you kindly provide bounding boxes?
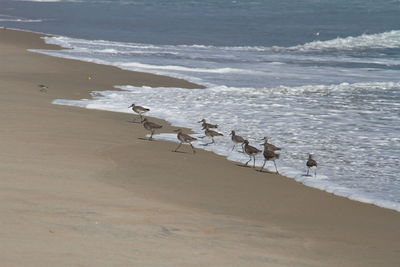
[1,28,400,266]
[31,27,400,213]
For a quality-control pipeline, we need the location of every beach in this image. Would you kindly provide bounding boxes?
[1,28,399,266]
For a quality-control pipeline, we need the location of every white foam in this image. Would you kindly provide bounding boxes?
[290,30,400,51]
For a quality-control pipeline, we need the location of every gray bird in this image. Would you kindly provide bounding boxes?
[204,127,223,145]
[38,84,48,93]
[260,148,280,174]
[142,118,162,141]
[173,129,197,154]
[260,137,281,152]
[129,103,150,122]
[230,130,245,152]
[306,154,318,177]
[198,119,218,130]
[243,140,262,168]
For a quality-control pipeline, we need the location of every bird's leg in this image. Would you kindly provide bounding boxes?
[306,168,310,176]
[252,155,256,168]
[273,160,279,174]
[190,143,196,154]
[206,137,214,145]
[174,142,182,152]
[149,130,154,141]
[259,159,266,172]
[231,144,236,151]
[245,156,252,166]
[314,168,317,178]
[240,143,245,153]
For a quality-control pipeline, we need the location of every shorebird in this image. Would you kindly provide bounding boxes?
[173,129,197,154]
[260,137,281,152]
[38,84,48,93]
[204,127,223,145]
[243,140,262,168]
[306,154,318,177]
[141,118,162,141]
[230,130,245,152]
[260,148,280,174]
[198,119,218,130]
[128,103,150,122]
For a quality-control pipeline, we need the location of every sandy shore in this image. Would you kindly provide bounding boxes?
[1,28,399,266]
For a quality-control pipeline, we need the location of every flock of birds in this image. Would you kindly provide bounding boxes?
[129,103,318,177]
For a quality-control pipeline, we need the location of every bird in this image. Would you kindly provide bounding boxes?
[259,148,280,174]
[128,103,150,122]
[204,127,223,145]
[306,154,318,177]
[173,129,197,154]
[198,119,218,130]
[243,140,262,168]
[230,130,245,152]
[38,84,48,93]
[260,137,281,152]
[141,118,162,141]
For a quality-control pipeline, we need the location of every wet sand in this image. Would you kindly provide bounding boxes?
[0,28,399,266]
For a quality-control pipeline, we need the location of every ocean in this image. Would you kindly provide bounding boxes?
[1,0,400,211]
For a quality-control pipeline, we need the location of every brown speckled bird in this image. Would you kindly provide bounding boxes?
[243,140,262,168]
[230,130,245,152]
[129,103,150,122]
[141,118,162,141]
[306,154,318,177]
[173,129,197,154]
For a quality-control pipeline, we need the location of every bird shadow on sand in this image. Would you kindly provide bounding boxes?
[256,169,277,174]
[137,137,153,141]
[171,150,189,154]
[235,164,252,168]
[129,120,142,124]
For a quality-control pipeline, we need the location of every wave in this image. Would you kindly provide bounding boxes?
[41,30,400,57]
[288,30,400,51]
[0,14,43,23]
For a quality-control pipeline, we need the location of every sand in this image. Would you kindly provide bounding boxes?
[0,28,399,266]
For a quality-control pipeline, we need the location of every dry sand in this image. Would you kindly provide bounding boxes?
[0,28,399,266]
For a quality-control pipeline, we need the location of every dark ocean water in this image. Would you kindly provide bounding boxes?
[1,0,400,211]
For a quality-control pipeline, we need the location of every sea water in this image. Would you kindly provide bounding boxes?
[1,0,400,211]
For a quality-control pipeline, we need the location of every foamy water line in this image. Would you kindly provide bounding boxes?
[52,81,400,212]
[29,32,400,212]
